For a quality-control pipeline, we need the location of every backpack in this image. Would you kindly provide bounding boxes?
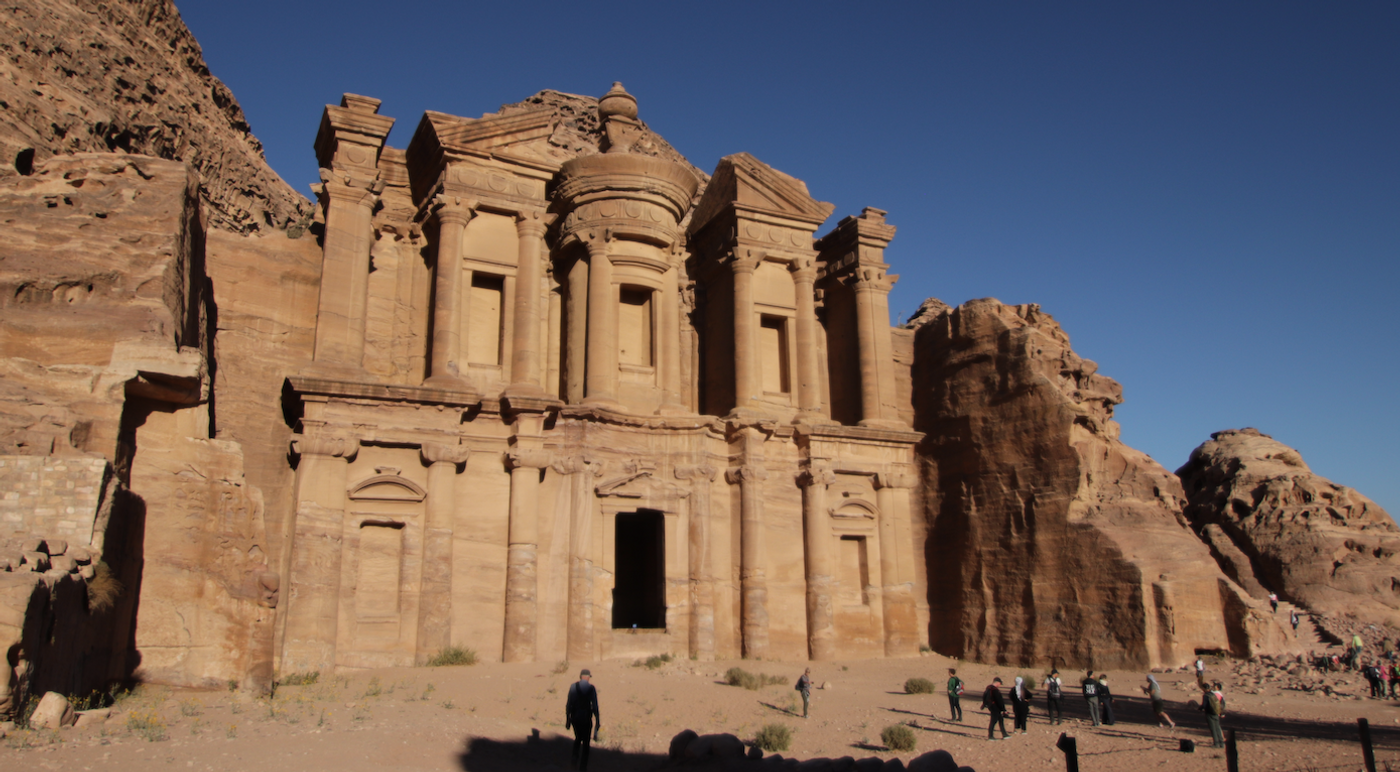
[1047,679,1061,699]
[1082,680,1098,697]
[794,677,803,691]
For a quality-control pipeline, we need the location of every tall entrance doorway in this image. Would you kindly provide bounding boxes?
[612,510,665,629]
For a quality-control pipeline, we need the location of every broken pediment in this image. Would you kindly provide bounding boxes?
[689,152,835,237]
[404,109,560,200]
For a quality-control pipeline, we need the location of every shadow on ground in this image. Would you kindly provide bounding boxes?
[457,732,667,771]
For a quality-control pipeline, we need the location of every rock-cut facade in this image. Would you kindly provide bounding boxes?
[279,85,926,671]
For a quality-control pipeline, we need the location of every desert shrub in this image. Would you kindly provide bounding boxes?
[754,723,792,752]
[276,671,320,687]
[882,724,916,752]
[426,646,478,667]
[126,707,168,742]
[725,667,785,690]
[904,677,935,694]
[640,653,672,670]
[552,660,571,675]
[87,562,122,612]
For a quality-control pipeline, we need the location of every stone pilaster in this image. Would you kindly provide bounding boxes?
[554,455,602,661]
[799,461,838,660]
[506,211,548,396]
[727,462,769,658]
[503,448,552,662]
[657,249,687,415]
[416,442,470,663]
[676,464,718,660]
[281,434,359,674]
[851,267,899,427]
[425,198,475,387]
[876,470,919,657]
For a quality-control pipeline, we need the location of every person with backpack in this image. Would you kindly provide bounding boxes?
[565,668,601,771]
[946,668,964,722]
[981,677,1010,740]
[1291,610,1300,635]
[1081,669,1102,727]
[1042,669,1063,725]
[1142,674,1175,728]
[1009,676,1031,733]
[1199,681,1224,747]
[1098,674,1116,726]
[796,668,813,718]
[1364,663,1382,698]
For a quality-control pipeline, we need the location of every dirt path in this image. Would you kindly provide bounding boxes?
[3,653,1397,771]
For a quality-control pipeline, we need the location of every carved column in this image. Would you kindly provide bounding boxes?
[851,268,900,427]
[727,463,769,658]
[876,471,918,656]
[789,257,826,420]
[425,198,474,387]
[281,434,358,673]
[554,456,601,661]
[564,255,589,404]
[507,212,548,396]
[676,464,717,660]
[658,255,686,414]
[583,238,619,405]
[731,254,759,414]
[416,442,470,663]
[799,462,837,660]
[503,448,552,662]
[312,179,382,371]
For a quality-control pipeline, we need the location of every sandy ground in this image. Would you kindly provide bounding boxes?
[2,652,1398,771]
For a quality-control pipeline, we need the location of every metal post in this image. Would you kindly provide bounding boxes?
[1359,718,1377,772]
[1055,732,1079,772]
[1225,729,1239,772]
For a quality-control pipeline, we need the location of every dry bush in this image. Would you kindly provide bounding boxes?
[87,561,122,612]
[882,724,916,752]
[755,723,792,752]
[904,677,935,694]
[426,646,478,667]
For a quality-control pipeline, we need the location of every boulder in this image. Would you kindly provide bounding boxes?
[29,691,75,729]
[670,729,699,760]
[1179,429,1399,627]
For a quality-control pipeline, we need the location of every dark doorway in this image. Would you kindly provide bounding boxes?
[612,510,665,629]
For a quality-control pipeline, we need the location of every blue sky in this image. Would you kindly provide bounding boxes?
[178,1,1398,515]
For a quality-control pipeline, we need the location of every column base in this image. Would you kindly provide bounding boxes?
[793,411,838,426]
[502,382,547,400]
[858,418,909,430]
[655,400,692,417]
[581,394,622,410]
[423,373,472,390]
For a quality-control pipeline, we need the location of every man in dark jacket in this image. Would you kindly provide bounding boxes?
[981,677,1009,740]
[566,669,601,770]
[1097,674,1115,725]
[1081,670,1101,727]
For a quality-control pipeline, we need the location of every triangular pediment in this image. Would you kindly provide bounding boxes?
[690,152,835,236]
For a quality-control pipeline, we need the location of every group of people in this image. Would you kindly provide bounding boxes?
[946,665,1228,746]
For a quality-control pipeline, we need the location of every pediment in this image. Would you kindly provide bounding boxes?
[690,152,835,236]
[348,474,426,502]
[405,109,560,199]
[831,499,879,519]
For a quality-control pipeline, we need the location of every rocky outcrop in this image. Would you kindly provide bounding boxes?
[1178,428,1400,627]
[911,298,1284,668]
[0,0,309,233]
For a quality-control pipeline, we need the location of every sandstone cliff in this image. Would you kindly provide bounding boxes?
[910,298,1285,667]
[0,0,309,233]
[1178,428,1400,628]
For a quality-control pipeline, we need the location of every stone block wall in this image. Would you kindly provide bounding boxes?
[0,456,108,551]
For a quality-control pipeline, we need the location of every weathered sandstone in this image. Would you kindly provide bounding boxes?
[0,0,309,233]
[909,298,1284,667]
[1178,428,1400,627]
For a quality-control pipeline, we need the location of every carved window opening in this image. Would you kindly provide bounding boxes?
[759,315,790,395]
[618,286,654,368]
[468,273,504,365]
[612,509,665,629]
[838,535,870,606]
[357,521,404,623]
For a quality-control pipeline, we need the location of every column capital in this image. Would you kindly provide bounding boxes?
[433,194,477,226]
[848,266,897,293]
[875,470,918,490]
[728,250,764,276]
[514,209,552,238]
[507,449,554,471]
[725,464,768,485]
[797,462,837,488]
[317,174,382,209]
[420,442,471,467]
[291,434,359,460]
[550,455,604,476]
[788,256,818,284]
[675,464,718,482]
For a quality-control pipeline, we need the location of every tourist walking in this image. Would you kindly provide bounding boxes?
[796,668,813,718]
[1199,682,1224,747]
[1081,670,1102,727]
[1010,677,1030,733]
[946,668,964,722]
[1142,674,1175,728]
[1291,610,1300,635]
[565,669,601,771]
[1390,664,1399,698]
[1194,657,1206,685]
[1042,669,1063,725]
[981,677,1010,740]
[1364,662,1383,698]
[1098,674,1116,726]
[1269,592,1279,612]
[1351,634,1365,670]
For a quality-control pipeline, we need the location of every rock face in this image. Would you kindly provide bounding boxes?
[1178,428,1400,627]
[910,298,1283,667]
[0,0,309,233]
